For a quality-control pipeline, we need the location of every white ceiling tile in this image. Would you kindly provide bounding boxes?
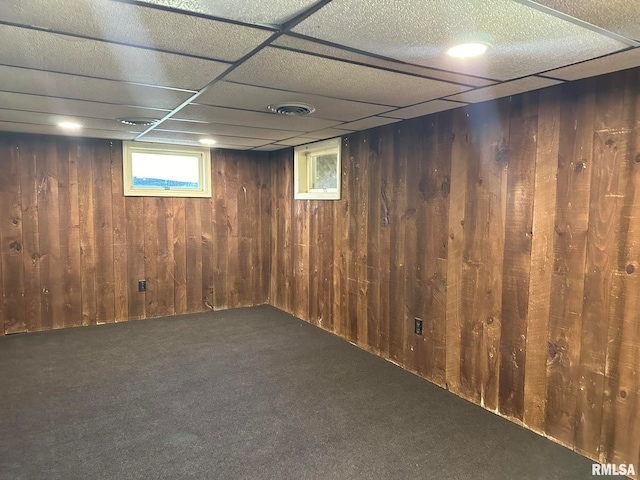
[196,81,394,121]
[133,0,319,25]
[0,91,169,123]
[147,130,268,146]
[274,137,319,146]
[226,47,470,106]
[381,100,464,119]
[0,108,149,132]
[303,128,353,139]
[544,48,640,81]
[292,0,627,81]
[445,77,562,103]
[173,104,341,131]
[0,0,272,61]
[161,119,302,140]
[252,144,288,151]
[0,24,230,90]
[338,116,401,131]
[0,121,136,140]
[136,130,256,149]
[273,35,496,87]
[0,65,194,110]
[527,0,640,42]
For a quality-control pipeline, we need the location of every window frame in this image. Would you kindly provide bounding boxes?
[122,141,212,198]
[294,138,342,200]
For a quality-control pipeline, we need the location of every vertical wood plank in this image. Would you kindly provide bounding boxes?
[377,125,395,357]
[143,197,159,318]
[355,131,370,347]
[346,133,359,343]
[333,139,349,337]
[78,140,97,326]
[366,129,382,353]
[575,74,627,460]
[92,141,115,324]
[173,197,187,314]
[213,153,229,310]
[18,137,41,332]
[544,81,595,447]
[0,135,26,334]
[36,138,63,330]
[110,141,128,322]
[523,86,561,433]
[389,124,407,363]
[185,197,202,313]
[155,197,175,317]
[404,119,423,373]
[201,193,214,311]
[446,108,469,395]
[226,155,240,308]
[259,157,271,304]
[459,99,510,408]
[499,92,539,420]
[428,113,452,386]
[125,196,145,320]
[65,143,82,328]
[598,69,640,469]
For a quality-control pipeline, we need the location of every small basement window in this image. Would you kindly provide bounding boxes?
[122,142,212,197]
[294,138,341,200]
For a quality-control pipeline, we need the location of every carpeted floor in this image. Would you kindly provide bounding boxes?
[0,305,599,479]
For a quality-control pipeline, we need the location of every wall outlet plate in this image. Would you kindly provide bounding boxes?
[138,280,146,292]
[414,318,423,335]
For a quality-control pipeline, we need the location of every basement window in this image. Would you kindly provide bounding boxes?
[123,141,211,198]
[294,138,341,200]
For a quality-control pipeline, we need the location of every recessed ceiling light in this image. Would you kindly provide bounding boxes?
[118,118,159,126]
[58,121,83,130]
[446,42,489,58]
[199,138,217,145]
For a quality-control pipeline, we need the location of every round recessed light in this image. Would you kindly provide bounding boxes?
[118,118,159,126]
[199,138,217,145]
[267,102,315,116]
[446,42,489,58]
[58,121,83,130]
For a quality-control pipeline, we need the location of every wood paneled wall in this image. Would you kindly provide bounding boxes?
[0,134,271,334]
[269,68,640,471]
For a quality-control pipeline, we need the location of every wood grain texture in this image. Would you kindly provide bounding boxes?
[498,92,538,420]
[545,80,595,447]
[267,67,640,473]
[523,86,560,433]
[0,134,270,333]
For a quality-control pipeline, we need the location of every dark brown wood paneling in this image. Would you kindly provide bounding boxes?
[523,86,560,433]
[0,135,25,334]
[498,91,538,420]
[0,133,271,333]
[544,80,595,447]
[268,67,640,473]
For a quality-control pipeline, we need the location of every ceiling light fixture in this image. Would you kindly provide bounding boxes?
[199,138,217,145]
[118,118,160,127]
[446,42,489,58]
[58,121,83,130]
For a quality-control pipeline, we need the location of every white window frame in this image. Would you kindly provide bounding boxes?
[122,141,212,198]
[294,138,341,200]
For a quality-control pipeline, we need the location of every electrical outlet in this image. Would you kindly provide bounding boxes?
[138,280,146,292]
[414,318,423,335]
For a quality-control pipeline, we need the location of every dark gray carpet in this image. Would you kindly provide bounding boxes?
[0,305,597,479]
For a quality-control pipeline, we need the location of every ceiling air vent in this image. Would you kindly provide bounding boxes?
[267,102,315,116]
[118,118,160,126]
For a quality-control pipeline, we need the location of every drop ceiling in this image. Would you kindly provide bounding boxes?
[0,0,638,151]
